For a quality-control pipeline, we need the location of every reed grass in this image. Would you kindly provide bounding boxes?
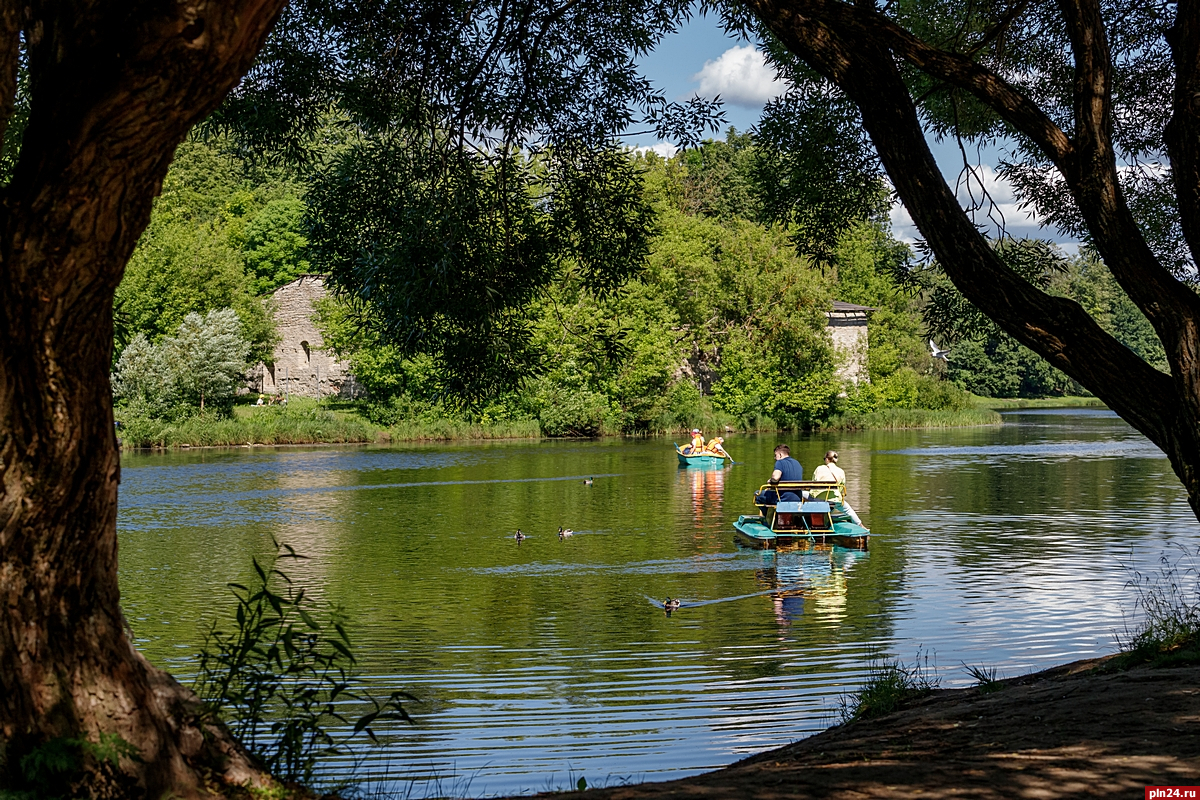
[821,407,1002,431]
[386,417,542,441]
[119,407,378,448]
[839,651,939,723]
[1108,545,1200,670]
[970,394,1106,409]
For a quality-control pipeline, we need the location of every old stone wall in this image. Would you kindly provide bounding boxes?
[826,303,872,384]
[250,275,360,399]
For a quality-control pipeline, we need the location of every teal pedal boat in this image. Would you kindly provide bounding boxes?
[674,443,730,468]
[733,481,869,549]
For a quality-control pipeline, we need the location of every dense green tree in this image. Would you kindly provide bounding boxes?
[242,197,312,294]
[114,138,311,363]
[113,309,254,416]
[112,334,171,411]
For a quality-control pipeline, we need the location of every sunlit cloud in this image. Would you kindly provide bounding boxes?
[691,45,782,108]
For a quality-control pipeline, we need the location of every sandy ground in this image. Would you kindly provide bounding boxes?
[529,658,1200,800]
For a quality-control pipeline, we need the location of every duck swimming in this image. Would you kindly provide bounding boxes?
[514,529,526,542]
[583,477,594,486]
[558,526,573,539]
[663,598,681,611]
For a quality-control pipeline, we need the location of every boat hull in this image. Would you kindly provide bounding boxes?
[674,445,729,468]
[733,514,870,550]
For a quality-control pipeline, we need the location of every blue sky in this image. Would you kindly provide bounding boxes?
[630,15,1072,248]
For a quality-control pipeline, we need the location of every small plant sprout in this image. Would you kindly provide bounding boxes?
[962,662,1003,693]
[839,649,939,723]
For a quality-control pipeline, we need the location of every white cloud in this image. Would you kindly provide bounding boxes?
[889,202,918,245]
[889,164,1079,246]
[632,142,679,158]
[691,46,782,108]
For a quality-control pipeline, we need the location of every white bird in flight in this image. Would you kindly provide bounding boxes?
[929,339,951,361]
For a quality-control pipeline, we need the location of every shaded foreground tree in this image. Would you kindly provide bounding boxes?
[0,2,290,795]
[1,0,718,794]
[731,0,1200,518]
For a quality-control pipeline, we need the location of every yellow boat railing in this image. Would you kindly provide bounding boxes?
[752,481,843,506]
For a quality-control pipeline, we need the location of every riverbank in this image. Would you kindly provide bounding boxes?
[541,656,1199,800]
[971,394,1107,409]
[116,404,1008,449]
[821,407,1001,430]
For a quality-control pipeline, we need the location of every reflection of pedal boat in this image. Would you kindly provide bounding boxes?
[674,443,730,468]
[733,481,869,549]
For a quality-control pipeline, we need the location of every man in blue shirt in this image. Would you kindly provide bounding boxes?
[755,444,804,506]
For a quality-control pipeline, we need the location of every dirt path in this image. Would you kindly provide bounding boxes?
[535,659,1200,800]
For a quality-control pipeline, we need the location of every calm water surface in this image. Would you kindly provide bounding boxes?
[117,410,1198,795]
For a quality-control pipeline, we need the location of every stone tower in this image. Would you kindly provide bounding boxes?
[826,301,874,384]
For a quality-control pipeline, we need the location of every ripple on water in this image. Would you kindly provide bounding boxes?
[116,416,1198,796]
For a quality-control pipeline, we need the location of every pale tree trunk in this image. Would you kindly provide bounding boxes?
[0,1,287,795]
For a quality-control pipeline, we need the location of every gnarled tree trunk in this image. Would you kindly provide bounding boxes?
[0,2,286,795]
[744,0,1200,521]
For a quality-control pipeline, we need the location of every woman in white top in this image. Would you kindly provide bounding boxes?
[811,451,864,527]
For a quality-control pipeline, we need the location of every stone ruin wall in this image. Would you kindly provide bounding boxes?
[826,308,871,385]
[250,275,361,399]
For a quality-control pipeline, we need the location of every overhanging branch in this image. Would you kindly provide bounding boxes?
[745,0,1182,452]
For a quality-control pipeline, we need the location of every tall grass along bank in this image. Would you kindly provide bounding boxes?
[118,401,1007,449]
[971,395,1106,410]
[118,406,379,448]
[821,407,1002,431]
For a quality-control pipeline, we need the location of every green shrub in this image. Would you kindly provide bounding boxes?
[194,544,412,786]
[538,389,610,437]
[873,367,970,411]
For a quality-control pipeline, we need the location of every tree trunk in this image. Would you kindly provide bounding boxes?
[745,0,1200,521]
[0,2,287,795]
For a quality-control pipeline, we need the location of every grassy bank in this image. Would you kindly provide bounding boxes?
[118,401,1012,449]
[387,417,542,440]
[821,407,1002,431]
[970,394,1106,409]
[118,405,381,448]
[117,400,544,448]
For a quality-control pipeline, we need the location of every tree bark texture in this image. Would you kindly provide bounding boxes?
[744,0,1200,520]
[0,2,286,796]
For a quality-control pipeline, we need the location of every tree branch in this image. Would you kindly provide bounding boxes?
[0,1,19,153]
[763,0,1200,430]
[1165,0,1200,269]
[745,0,1184,454]
[785,0,1074,163]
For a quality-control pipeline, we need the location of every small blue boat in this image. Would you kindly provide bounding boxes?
[675,443,729,468]
[733,482,869,549]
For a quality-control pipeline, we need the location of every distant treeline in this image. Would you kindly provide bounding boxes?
[112,130,1155,437]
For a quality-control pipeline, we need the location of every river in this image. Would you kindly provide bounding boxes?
[116,408,1198,796]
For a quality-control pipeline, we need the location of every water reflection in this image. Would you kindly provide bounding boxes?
[750,547,867,629]
[679,466,726,531]
[116,412,1197,796]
